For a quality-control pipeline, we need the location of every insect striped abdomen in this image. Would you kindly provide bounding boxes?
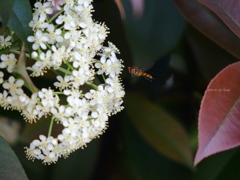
[128,67,153,80]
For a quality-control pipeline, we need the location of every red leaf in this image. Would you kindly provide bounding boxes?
[198,0,240,38]
[129,0,144,18]
[194,62,240,166]
[114,0,145,19]
[114,0,125,19]
[173,0,240,59]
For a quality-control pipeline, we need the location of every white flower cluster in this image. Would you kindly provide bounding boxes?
[0,0,124,164]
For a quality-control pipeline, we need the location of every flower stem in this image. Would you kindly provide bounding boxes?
[102,74,106,81]
[14,43,38,93]
[48,116,54,137]
[9,49,31,58]
[48,9,64,23]
[85,82,98,90]
[58,67,71,75]
[66,61,74,70]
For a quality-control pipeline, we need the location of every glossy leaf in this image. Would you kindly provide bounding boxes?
[198,0,240,38]
[173,0,240,59]
[129,0,144,18]
[0,136,28,180]
[114,0,126,19]
[194,61,240,166]
[122,115,191,179]
[50,139,101,180]
[193,147,239,180]
[214,148,240,180]
[7,0,33,52]
[186,26,237,80]
[123,0,185,67]
[0,0,16,26]
[125,93,192,167]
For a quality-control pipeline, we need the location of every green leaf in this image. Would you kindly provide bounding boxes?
[7,0,33,52]
[0,0,16,26]
[193,147,240,180]
[215,148,240,180]
[123,0,185,67]
[50,139,101,180]
[124,93,192,168]
[122,115,192,179]
[0,136,28,180]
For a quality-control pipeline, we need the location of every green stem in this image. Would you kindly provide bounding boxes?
[54,91,64,95]
[46,43,52,50]
[48,116,55,137]
[70,8,77,14]
[48,9,64,23]
[66,61,74,71]
[85,82,98,90]
[58,67,71,75]
[102,74,106,81]
[9,49,31,58]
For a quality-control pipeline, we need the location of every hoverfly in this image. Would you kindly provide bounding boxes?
[128,67,153,80]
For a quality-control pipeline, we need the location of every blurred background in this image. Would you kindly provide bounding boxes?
[1,0,240,179]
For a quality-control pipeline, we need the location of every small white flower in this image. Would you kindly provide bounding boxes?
[0,71,4,84]
[46,24,63,44]
[0,35,11,49]
[31,51,38,58]
[3,76,24,95]
[48,0,66,10]
[27,30,49,50]
[96,52,123,77]
[29,14,49,30]
[51,105,70,121]
[85,85,108,106]
[34,1,53,16]
[91,111,98,118]
[28,50,53,77]
[54,75,73,90]
[71,67,94,87]
[39,50,53,67]
[21,93,39,122]
[51,45,72,69]
[56,14,76,30]
[0,53,17,73]
[38,88,59,108]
